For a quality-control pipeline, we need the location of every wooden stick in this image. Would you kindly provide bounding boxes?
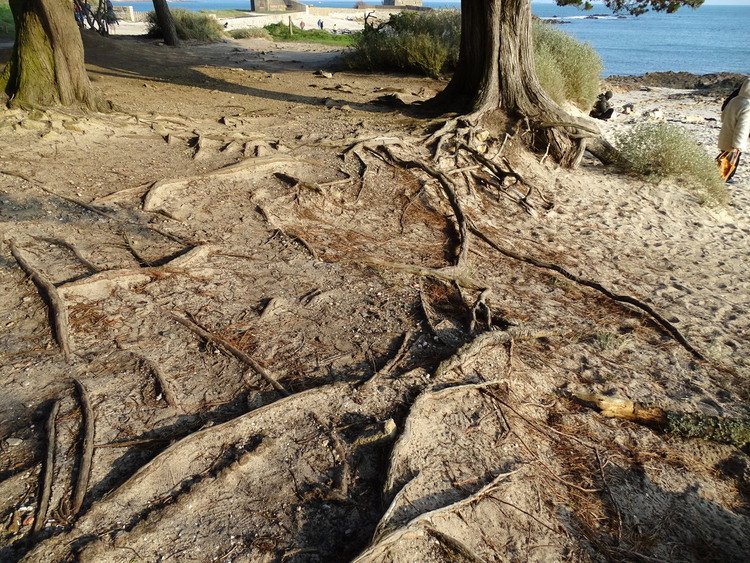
[72,379,95,515]
[33,400,60,534]
[8,239,72,362]
[167,311,290,397]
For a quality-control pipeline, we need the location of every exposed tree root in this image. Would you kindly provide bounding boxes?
[359,468,525,559]
[468,224,707,362]
[8,239,73,362]
[72,379,95,516]
[33,400,60,535]
[136,355,178,408]
[373,137,707,363]
[362,258,484,291]
[167,310,290,397]
[360,331,414,389]
[32,236,100,273]
[434,326,558,380]
[1,170,112,218]
[375,146,471,268]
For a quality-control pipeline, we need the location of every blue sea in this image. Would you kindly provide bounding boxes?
[113,1,750,77]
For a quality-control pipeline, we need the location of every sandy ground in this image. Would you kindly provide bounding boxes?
[1,31,749,563]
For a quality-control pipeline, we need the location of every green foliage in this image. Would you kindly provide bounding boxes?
[263,22,354,46]
[345,11,599,105]
[228,27,272,40]
[0,1,14,41]
[146,9,225,42]
[344,10,460,78]
[533,21,602,110]
[667,411,750,448]
[616,122,728,206]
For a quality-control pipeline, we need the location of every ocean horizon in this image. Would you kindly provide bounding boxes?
[112,1,750,77]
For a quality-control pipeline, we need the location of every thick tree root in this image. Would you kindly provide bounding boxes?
[72,379,95,515]
[33,400,60,535]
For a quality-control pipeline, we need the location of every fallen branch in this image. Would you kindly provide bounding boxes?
[574,394,750,449]
[167,311,290,397]
[72,379,95,515]
[33,400,60,535]
[8,239,72,362]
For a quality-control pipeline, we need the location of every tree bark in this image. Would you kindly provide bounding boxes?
[152,0,179,47]
[435,0,597,167]
[0,0,106,110]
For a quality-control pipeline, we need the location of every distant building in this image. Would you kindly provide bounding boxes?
[383,0,423,5]
[254,0,307,12]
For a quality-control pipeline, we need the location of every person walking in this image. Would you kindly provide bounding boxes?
[718,77,750,183]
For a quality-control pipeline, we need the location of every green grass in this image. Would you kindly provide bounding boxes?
[0,1,14,41]
[616,122,729,206]
[263,22,356,46]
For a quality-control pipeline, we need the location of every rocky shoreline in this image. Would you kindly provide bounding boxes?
[605,71,746,93]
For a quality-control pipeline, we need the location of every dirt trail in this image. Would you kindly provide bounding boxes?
[1,31,749,563]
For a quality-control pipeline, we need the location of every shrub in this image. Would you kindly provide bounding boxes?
[146,9,225,42]
[344,10,460,78]
[533,21,602,110]
[228,27,272,40]
[616,122,728,206]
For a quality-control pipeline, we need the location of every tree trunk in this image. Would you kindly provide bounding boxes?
[152,0,179,47]
[436,0,596,167]
[0,0,106,110]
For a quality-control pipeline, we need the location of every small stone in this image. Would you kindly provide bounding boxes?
[6,437,23,447]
